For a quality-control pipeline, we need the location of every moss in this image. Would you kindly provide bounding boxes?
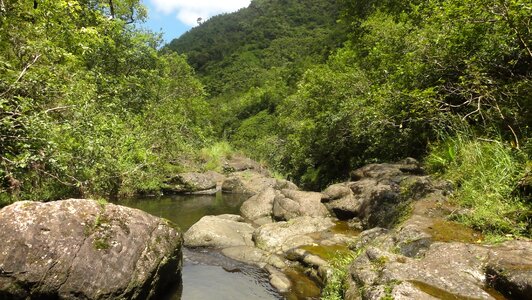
[283,268,322,300]
[426,219,483,243]
[382,280,400,300]
[410,280,488,300]
[93,237,110,250]
[299,244,351,261]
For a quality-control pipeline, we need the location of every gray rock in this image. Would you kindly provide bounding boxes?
[222,155,266,174]
[486,240,532,299]
[322,183,352,200]
[240,187,277,221]
[349,158,423,182]
[253,216,335,253]
[0,199,182,300]
[265,265,292,293]
[164,171,224,194]
[393,223,433,258]
[350,243,498,300]
[272,189,329,221]
[222,171,297,196]
[184,215,254,248]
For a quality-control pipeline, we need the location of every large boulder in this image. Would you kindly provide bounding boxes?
[222,170,297,195]
[163,171,224,194]
[222,155,267,174]
[253,216,335,253]
[0,199,182,300]
[240,187,277,222]
[184,214,254,248]
[347,236,532,300]
[322,160,434,228]
[272,189,329,221]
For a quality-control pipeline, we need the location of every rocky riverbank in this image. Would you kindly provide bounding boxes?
[0,199,183,299]
[180,157,531,299]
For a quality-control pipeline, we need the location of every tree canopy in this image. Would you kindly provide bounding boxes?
[0,0,211,203]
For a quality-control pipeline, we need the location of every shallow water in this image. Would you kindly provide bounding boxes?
[117,193,285,300]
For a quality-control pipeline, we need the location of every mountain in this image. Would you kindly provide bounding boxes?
[165,0,344,96]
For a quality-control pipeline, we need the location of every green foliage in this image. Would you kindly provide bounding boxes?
[321,249,361,300]
[199,141,235,172]
[0,0,211,202]
[200,0,530,189]
[426,133,530,237]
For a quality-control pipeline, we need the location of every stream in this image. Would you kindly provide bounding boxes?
[117,193,320,300]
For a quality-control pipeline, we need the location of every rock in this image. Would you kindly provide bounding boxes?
[322,183,352,200]
[265,265,292,293]
[285,248,329,269]
[240,187,277,221]
[222,171,297,195]
[221,246,286,269]
[350,243,498,300]
[349,158,423,182]
[164,171,224,194]
[272,189,329,221]
[323,161,434,226]
[184,215,254,248]
[222,155,266,174]
[0,199,182,300]
[486,240,532,299]
[393,222,433,258]
[253,216,335,253]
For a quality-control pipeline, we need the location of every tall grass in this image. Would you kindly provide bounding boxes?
[322,249,361,300]
[425,134,530,238]
[199,141,235,172]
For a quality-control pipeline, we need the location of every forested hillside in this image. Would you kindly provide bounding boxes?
[0,0,211,203]
[166,0,345,146]
[171,0,531,237]
[1,0,530,238]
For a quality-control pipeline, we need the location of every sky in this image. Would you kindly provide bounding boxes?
[141,0,252,43]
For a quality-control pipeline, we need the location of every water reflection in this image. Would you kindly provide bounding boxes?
[117,192,248,231]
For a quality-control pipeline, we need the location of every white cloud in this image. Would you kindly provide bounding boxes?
[151,0,251,26]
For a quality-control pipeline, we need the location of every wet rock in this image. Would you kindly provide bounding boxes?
[164,171,224,194]
[253,217,335,253]
[272,189,329,221]
[240,187,277,222]
[285,248,329,270]
[184,215,254,248]
[265,265,292,293]
[0,199,182,300]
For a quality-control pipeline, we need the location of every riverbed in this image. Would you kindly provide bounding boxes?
[118,193,320,300]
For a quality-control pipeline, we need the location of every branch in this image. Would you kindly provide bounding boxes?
[0,54,41,97]
[42,105,75,114]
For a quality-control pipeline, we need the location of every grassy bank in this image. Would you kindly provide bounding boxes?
[426,134,530,240]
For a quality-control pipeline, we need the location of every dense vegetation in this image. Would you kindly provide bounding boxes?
[1,0,530,238]
[0,0,211,204]
[170,0,530,237]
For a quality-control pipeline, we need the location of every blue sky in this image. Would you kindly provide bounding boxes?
[140,0,251,43]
